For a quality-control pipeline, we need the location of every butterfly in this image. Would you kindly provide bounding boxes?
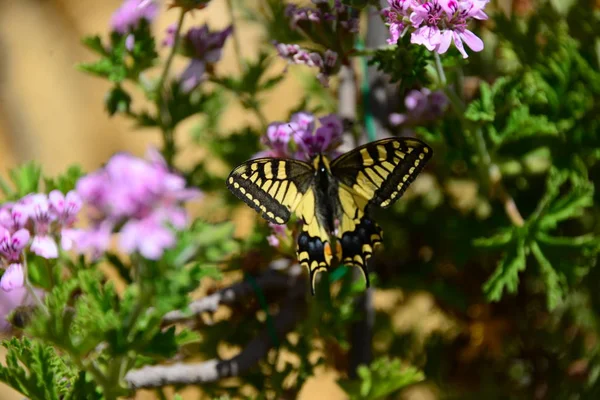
[226,137,432,294]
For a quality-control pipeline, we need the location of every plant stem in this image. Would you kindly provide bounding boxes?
[225,0,269,131]
[156,10,186,99]
[434,53,525,227]
[22,256,48,315]
[434,52,447,86]
[225,0,245,74]
[157,9,186,167]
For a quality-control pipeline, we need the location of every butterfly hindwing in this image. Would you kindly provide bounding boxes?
[330,138,432,287]
[227,158,314,224]
[331,137,432,209]
[294,187,334,295]
[336,183,383,287]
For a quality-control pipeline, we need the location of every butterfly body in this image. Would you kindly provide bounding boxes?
[227,137,432,294]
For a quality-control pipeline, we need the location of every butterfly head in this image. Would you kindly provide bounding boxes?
[312,154,332,175]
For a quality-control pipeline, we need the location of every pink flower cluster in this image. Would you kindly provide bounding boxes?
[273,42,338,87]
[383,0,489,58]
[0,191,82,291]
[257,112,344,161]
[75,149,201,260]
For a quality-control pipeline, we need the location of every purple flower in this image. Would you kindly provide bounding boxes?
[125,34,135,51]
[296,114,344,159]
[162,23,177,47]
[286,1,359,33]
[74,148,201,260]
[119,214,176,260]
[389,88,448,126]
[259,112,343,161]
[262,122,297,157]
[0,203,28,233]
[382,0,413,44]
[0,229,29,291]
[175,25,233,91]
[266,223,287,248]
[439,0,487,58]
[273,42,339,87]
[1,263,24,292]
[25,194,58,259]
[110,0,159,34]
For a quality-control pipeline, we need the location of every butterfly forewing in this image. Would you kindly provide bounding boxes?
[331,138,432,208]
[227,158,314,224]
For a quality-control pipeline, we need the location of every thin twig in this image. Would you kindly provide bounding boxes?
[156,9,186,167]
[225,0,245,74]
[125,272,306,388]
[162,263,303,324]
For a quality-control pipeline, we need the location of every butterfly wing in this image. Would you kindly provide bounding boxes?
[331,137,433,285]
[336,183,383,287]
[227,158,331,294]
[294,187,334,295]
[331,137,432,209]
[227,158,314,224]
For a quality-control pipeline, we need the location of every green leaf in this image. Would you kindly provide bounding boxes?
[80,35,107,56]
[531,241,566,310]
[465,80,497,122]
[482,235,527,302]
[105,85,132,116]
[7,162,42,199]
[0,337,77,400]
[43,165,84,193]
[473,227,514,249]
[368,35,432,91]
[337,357,424,400]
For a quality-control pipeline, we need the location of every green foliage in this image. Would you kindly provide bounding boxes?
[337,357,424,400]
[0,338,79,400]
[477,166,598,310]
[78,20,158,83]
[0,162,42,200]
[368,34,432,91]
[44,165,84,193]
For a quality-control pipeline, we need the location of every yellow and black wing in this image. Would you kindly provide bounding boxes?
[331,137,432,285]
[227,157,332,294]
[331,137,432,209]
[227,158,314,224]
[294,187,334,295]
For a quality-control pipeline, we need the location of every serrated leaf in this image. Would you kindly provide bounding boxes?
[105,85,132,116]
[80,35,107,56]
[531,241,565,309]
[483,237,527,302]
[465,81,496,122]
[0,338,76,400]
[337,357,424,400]
[473,227,514,249]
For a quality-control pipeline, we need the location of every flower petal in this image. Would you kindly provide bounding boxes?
[452,31,469,58]
[460,29,484,52]
[31,235,59,259]
[1,264,24,291]
[436,30,454,54]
